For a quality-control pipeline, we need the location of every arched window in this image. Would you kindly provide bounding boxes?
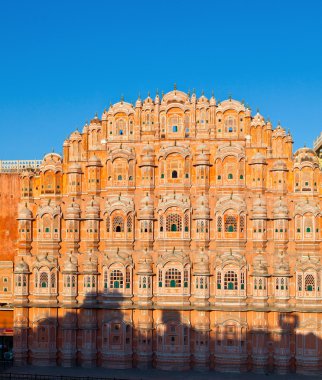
[127,215,133,233]
[110,270,124,289]
[172,126,178,133]
[225,216,237,232]
[224,271,238,290]
[165,268,182,288]
[305,274,315,291]
[217,216,222,232]
[228,173,233,179]
[172,170,178,178]
[166,213,182,232]
[118,175,122,180]
[113,216,124,233]
[40,272,48,288]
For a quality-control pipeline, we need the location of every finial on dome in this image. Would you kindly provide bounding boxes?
[94,112,98,118]
[257,108,260,113]
[174,83,177,91]
[147,91,150,97]
[278,120,281,126]
[228,94,232,101]
[120,95,124,103]
[156,88,159,95]
[161,90,164,98]
[241,99,245,104]
[201,89,204,96]
[211,90,214,97]
[187,89,191,97]
[267,116,270,122]
[193,88,196,94]
[52,147,55,153]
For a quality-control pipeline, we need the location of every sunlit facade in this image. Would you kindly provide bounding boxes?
[6,89,322,373]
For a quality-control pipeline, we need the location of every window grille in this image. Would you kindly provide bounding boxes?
[297,274,303,291]
[127,215,132,233]
[113,216,124,232]
[225,215,237,232]
[165,268,182,288]
[40,272,48,288]
[110,269,124,289]
[224,271,238,290]
[166,213,182,232]
[305,274,315,291]
[217,216,222,232]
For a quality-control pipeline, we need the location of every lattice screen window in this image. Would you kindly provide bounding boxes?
[110,269,124,289]
[297,274,303,291]
[165,268,182,287]
[240,215,245,232]
[166,213,182,232]
[127,215,132,233]
[40,272,49,288]
[217,216,222,232]
[184,213,189,232]
[113,216,124,232]
[51,272,56,288]
[217,272,222,289]
[106,217,110,233]
[224,117,237,133]
[305,274,315,291]
[225,215,237,232]
[224,271,238,290]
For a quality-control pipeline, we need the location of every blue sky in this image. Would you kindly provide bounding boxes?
[0,0,321,159]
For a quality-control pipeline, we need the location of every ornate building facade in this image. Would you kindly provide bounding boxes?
[5,88,322,374]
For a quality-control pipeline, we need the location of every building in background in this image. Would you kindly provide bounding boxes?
[2,88,322,374]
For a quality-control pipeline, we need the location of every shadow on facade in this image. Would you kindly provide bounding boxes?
[12,292,322,376]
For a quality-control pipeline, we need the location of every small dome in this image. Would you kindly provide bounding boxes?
[253,253,268,276]
[14,259,29,273]
[138,194,154,219]
[273,252,290,276]
[90,114,101,124]
[273,198,289,219]
[68,162,82,173]
[272,159,288,171]
[252,197,267,219]
[85,198,100,217]
[194,195,210,219]
[251,152,266,165]
[135,97,142,108]
[137,250,153,274]
[87,155,102,167]
[18,204,32,219]
[66,201,81,218]
[63,255,78,273]
[194,249,210,275]
[70,129,82,140]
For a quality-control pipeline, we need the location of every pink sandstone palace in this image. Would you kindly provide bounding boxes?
[1,88,322,375]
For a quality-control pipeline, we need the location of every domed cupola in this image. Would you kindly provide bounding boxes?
[194,143,211,166]
[273,198,289,219]
[273,252,290,276]
[68,162,82,174]
[138,193,154,220]
[65,201,81,219]
[140,144,155,166]
[271,159,288,172]
[137,249,153,275]
[252,196,267,219]
[18,203,33,220]
[194,194,210,220]
[14,259,30,274]
[87,155,102,167]
[62,254,78,273]
[85,198,100,219]
[250,152,266,165]
[252,253,269,277]
[194,249,210,276]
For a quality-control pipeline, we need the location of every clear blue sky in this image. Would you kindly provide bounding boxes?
[0,0,321,159]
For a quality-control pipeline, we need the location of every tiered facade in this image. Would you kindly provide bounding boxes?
[11,89,322,374]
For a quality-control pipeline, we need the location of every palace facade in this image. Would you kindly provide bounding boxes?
[1,88,322,374]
